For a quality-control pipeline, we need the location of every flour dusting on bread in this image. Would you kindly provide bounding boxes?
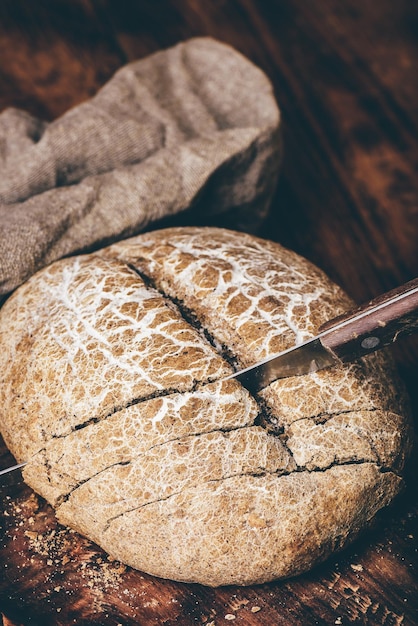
[0,227,412,586]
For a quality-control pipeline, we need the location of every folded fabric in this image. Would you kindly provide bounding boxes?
[0,37,281,297]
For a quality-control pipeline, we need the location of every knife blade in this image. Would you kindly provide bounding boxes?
[0,461,27,476]
[1,277,418,476]
[224,334,339,394]
[226,276,418,394]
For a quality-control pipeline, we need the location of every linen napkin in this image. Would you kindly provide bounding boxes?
[0,37,281,298]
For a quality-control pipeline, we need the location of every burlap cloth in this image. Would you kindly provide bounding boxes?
[0,37,281,299]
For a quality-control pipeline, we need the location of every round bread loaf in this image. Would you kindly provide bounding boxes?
[0,227,412,586]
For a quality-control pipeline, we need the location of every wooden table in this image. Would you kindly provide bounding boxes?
[0,1,417,624]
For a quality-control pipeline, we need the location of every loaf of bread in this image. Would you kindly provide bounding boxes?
[0,227,412,586]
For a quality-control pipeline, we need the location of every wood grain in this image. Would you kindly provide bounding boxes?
[1,1,417,624]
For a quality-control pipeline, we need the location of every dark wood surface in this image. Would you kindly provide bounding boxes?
[0,1,417,624]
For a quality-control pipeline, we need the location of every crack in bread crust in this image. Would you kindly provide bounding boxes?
[41,421,268,507]
[98,461,401,532]
[0,226,413,586]
[68,464,403,587]
[127,262,241,370]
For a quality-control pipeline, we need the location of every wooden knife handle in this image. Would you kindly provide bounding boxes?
[318,277,418,362]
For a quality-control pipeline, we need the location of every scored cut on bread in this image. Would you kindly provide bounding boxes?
[0,227,412,586]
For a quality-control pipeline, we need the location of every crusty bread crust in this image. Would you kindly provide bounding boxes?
[0,227,412,586]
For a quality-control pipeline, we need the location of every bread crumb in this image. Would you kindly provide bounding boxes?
[251,605,261,612]
[24,530,38,540]
[225,615,236,621]
[14,498,127,592]
[350,563,363,572]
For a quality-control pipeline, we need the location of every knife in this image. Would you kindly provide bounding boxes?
[1,277,418,477]
[230,276,418,394]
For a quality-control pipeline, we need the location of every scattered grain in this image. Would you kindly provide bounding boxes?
[350,563,363,572]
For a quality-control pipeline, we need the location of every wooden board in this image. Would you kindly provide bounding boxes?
[1,1,418,624]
